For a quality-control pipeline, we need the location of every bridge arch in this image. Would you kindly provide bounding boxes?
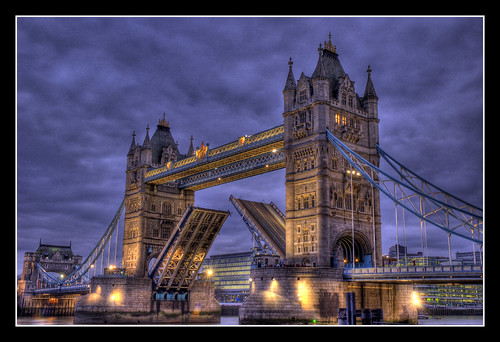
[332,231,372,269]
[146,250,161,276]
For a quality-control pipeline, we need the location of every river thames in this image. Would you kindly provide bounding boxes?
[17,315,483,326]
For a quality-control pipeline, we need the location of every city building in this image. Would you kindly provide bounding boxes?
[414,284,483,312]
[456,251,483,265]
[201,251,282,303]
[384,245,483,267]
[201,252,254,303]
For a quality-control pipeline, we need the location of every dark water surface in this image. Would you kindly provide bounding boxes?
[17,315,482,326]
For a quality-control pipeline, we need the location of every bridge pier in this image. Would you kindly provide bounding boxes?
[74,276,220,324]
[239,267,417,324]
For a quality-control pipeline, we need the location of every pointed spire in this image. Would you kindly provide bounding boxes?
[187,135,195,157]
[128,131,136,155]
[363,65,378,99]
[142,125,152,149]
[312,47,328,80]
[283,57,296,91]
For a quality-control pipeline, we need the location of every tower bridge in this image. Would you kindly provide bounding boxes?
[19,34,483,324]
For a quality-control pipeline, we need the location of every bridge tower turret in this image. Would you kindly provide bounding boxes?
[283,57,297,113]
[282,34,382,269]
[123,115,195,278]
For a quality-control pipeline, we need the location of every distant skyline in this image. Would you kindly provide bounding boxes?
[17,16,483,275]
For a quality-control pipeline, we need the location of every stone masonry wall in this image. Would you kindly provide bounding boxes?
[239,267,417,324]
[74,276,220,324]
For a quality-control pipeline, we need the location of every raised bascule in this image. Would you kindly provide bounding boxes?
[20,34,483,325]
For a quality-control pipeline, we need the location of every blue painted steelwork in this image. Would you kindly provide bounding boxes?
[229,195,286,259]
[179,149,285,190]
[32,284,91,295]
[36,199,125,286]
[377,145,482,217]
[343,265,483,283]
[148,206,193,286]
[148,206,229,293]
[326,129,482,245]
[144,124,284,184]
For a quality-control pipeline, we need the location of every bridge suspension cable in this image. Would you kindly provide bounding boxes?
[36,199,125,286]
[325,129,482,246]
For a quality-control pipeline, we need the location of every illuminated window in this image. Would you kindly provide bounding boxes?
[342,116,347,126]
[335,113,341,125]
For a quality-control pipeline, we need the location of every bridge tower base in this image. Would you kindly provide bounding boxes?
[74,276,220,324]
[239,268,417,325]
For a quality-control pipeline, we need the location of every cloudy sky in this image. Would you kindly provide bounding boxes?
[16,16,483,275]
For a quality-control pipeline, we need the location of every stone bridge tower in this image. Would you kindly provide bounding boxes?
[19,242,82,294]
[282,34,382,269]
[123,114,195,278]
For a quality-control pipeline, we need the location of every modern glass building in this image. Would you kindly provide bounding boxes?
[201,251,254,303]
[385,245,483,267]
[414,284,483,310]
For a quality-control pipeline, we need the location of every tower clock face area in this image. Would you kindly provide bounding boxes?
[282,35,381,268]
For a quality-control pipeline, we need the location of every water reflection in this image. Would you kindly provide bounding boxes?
[16,316,240,326]
[17,315,483,326]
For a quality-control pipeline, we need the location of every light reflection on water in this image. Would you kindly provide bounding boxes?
[17,315,483,326]
[16,316,240,326]
[17,316,75,325]
[417,315,483,325]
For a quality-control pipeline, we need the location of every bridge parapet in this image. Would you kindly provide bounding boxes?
[343,265,483,283]
[32,284,91,295]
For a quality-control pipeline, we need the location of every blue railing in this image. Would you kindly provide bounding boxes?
[343,265,483,281]
[33,284,91,295]
[145,125,284,183]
